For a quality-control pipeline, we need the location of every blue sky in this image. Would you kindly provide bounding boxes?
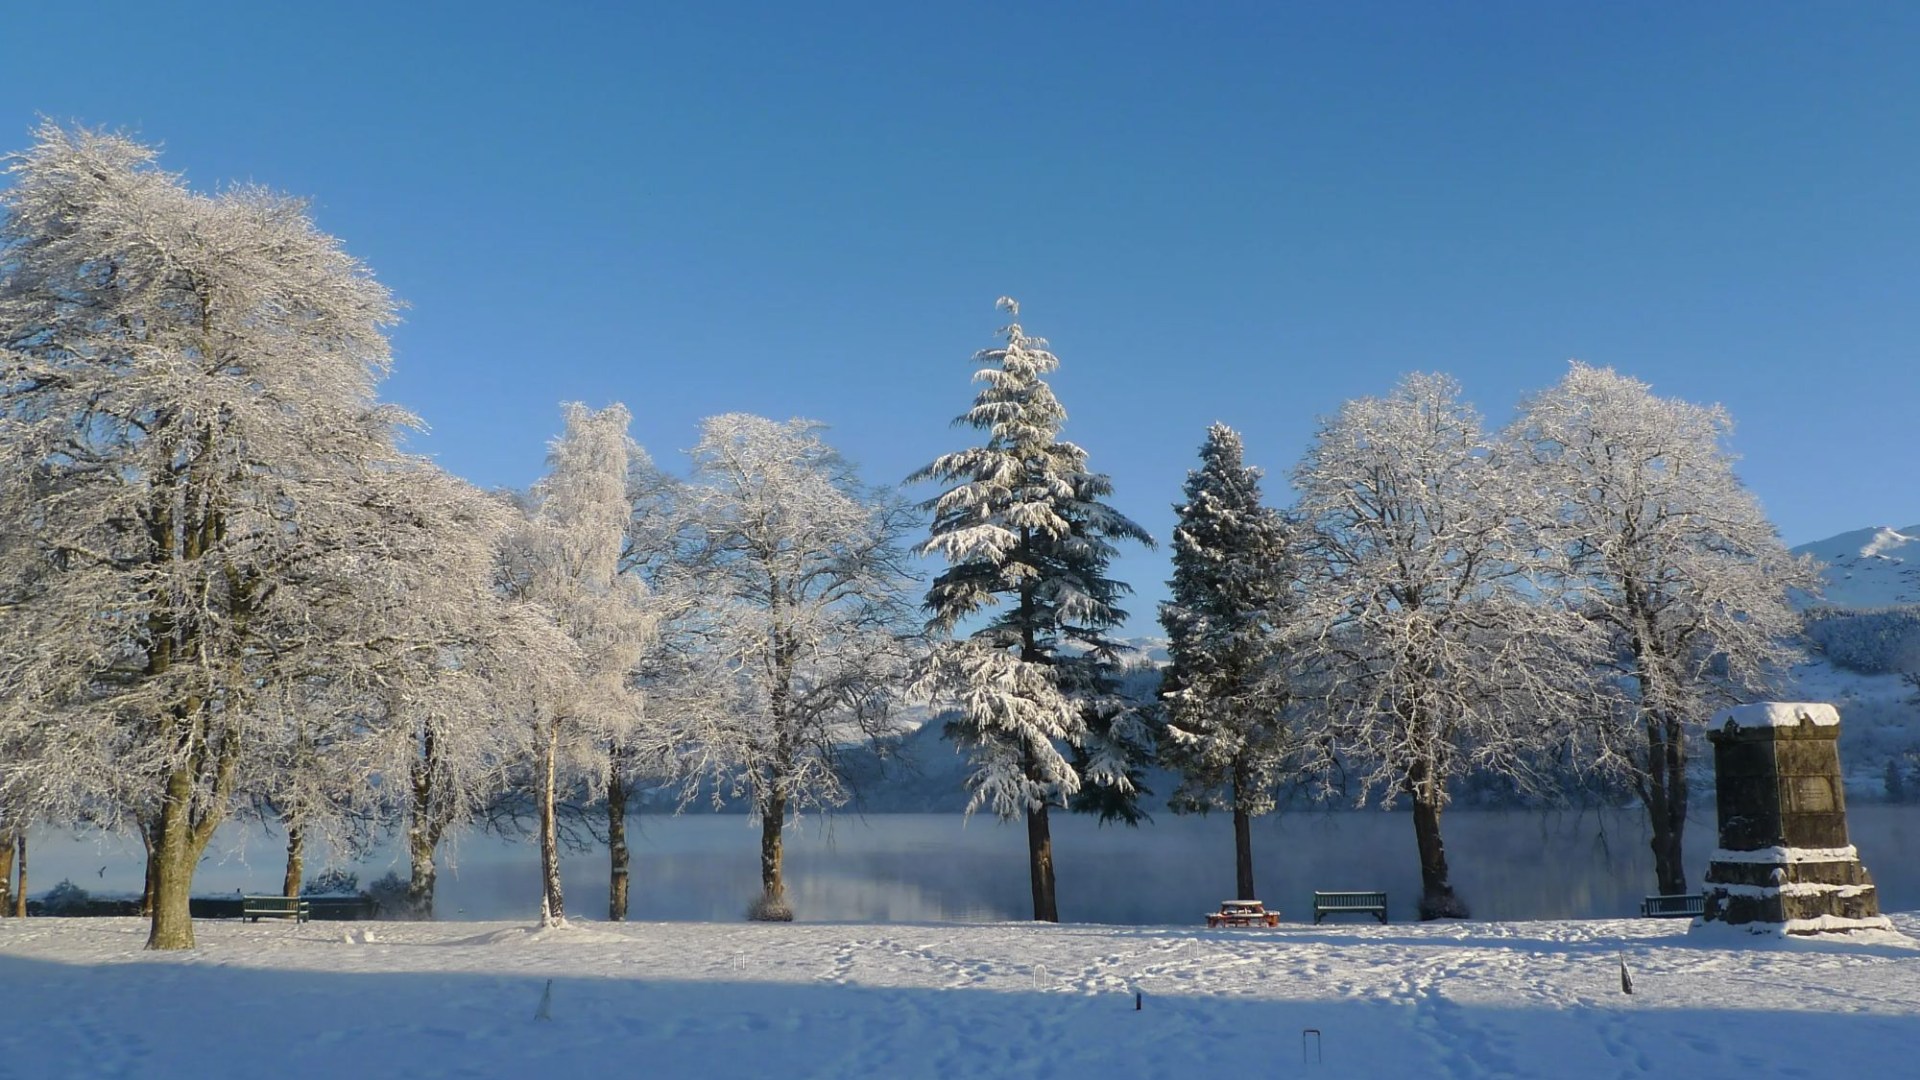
[6,2,1916,632]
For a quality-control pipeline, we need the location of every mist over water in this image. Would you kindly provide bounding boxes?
[28,806,1920,924]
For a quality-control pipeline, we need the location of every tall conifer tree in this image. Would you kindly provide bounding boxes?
[1158,424,1296,902]
[910,299,1151,922]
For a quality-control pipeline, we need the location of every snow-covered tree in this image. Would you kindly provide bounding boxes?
[601,454,689,921]
[239,469,520,904]
[1158,423,1297,902]
[334,465,569,921]
[671,414,919,920]
[1510,362,1816,894]
[0,125,505,948]
[909,298,1153,922]
[1288,373,1595,919]
[504,403,654,927]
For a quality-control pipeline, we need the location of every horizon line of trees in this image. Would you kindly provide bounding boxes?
[0,125,1832,944]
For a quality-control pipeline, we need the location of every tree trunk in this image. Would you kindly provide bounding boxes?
[1645,716,1690,895]
[407,820,438,920]
[1409,794,1464,919]
[147,767,209,949]
[1026,803,1058,922]
[538,719,564,926]
[1233,806,1256,901]
[1404,754,1465,921]
[608,766,630,922]
[13,833,25,918]
[754,789,790,920]
[282,821,304,899]
[139,820,157,918]
[407,720,440,919]
[0,828,14,916]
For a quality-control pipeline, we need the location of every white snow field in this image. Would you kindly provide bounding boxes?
[4,916,1918,1080]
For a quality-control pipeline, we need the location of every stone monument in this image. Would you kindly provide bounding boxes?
[1700,702,1890,934]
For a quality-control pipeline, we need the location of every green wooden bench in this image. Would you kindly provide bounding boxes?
[1639,893,1703,919]
[306,895,379,921]
[241,895,310,923]
[1312,890,1388,924]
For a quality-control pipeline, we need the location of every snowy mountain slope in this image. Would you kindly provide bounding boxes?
[1795,524,1920,609]
[1786,524,1920,796]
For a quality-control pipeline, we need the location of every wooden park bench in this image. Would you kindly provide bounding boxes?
[1312,890,1388,924]
[1639,893,1704,919]
[306,895,379,921]
[241,895,310,923]
[1206,899,1279,928]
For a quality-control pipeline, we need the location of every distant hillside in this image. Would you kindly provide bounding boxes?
[1795,524,1920,609]
[1788,523,1920,800]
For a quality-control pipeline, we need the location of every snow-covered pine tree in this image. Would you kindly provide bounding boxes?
[672,414,920,920]
[909,298,1152,922]
[1158,423,1297,902]
[1288,374,1594,920]
[1510,362,1815,895]
[505,403,655,927]
[0,125,520,949]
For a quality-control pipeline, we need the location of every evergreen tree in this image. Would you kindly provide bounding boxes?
[1158,424,1296,901]
[910,298,1152,922]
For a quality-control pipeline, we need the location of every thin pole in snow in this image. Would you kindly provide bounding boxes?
[534,979,553,1021]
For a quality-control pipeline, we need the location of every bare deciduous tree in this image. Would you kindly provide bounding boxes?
[0,125,510,948]
[1288,373,1594,920]
[672,414,919,920]
[504,403,655,927]
[1511,362,1816,894]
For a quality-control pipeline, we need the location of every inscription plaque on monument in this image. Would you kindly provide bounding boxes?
[1700,702,1890,934]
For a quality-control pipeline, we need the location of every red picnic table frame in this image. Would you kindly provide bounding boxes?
[1206,899,1279,927]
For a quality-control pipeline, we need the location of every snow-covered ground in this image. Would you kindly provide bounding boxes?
[5,915,1918,1079]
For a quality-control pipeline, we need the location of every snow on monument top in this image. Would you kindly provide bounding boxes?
[1713,702,1840,729]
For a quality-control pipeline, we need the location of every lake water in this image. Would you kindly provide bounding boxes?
[27,804,1920,924]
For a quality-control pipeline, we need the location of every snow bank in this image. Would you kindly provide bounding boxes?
[1712,702,1840,729]
[1709,845,1858,864]
[5,916,1920,1080]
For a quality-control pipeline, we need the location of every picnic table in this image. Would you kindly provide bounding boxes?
[1206,899,1279,928]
